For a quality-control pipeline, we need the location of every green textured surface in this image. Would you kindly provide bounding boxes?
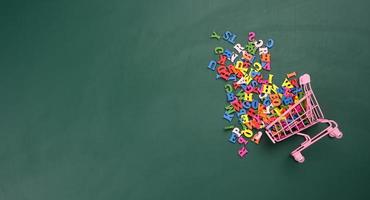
[0,0,369,199]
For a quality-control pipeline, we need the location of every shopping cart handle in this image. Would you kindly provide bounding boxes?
[299,74,311,85]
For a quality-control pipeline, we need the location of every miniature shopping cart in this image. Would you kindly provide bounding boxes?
[265,74,343,163]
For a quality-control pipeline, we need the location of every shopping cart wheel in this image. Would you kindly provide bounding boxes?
[335,131,343,139]
[292,152,305,163]
[329,128,343,139]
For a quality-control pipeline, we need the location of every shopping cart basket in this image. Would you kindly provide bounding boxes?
[265,74,343,163]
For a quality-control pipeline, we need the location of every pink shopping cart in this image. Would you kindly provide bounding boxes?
[265,74,343,163]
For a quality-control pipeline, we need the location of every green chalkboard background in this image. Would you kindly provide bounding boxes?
[0,0,369,199]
